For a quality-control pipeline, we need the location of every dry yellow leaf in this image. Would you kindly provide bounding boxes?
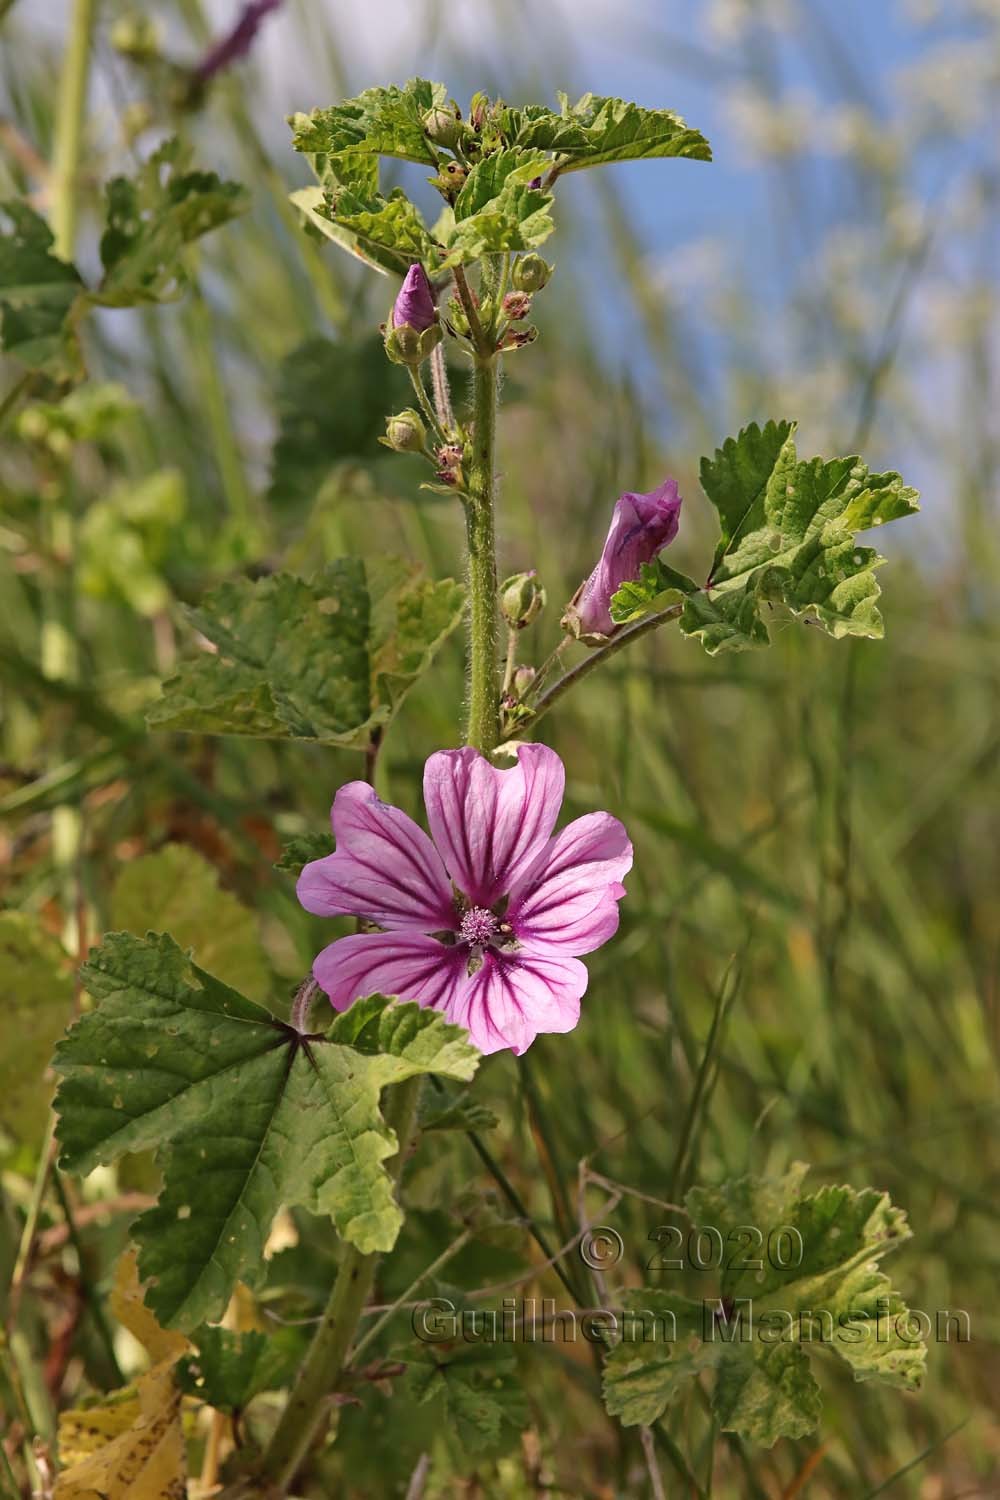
[109,1251,191,1364]
[54,1252,190,1498]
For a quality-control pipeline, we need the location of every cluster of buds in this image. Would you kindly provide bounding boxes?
[502,291,532,322]
[434,442,465,488]
[384,265,442,367]
[500,571,546,630]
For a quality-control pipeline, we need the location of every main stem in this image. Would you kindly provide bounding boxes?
[464,355,501,755]
[258,1074,423,1491]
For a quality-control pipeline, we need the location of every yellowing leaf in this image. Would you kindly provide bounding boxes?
[0,911,75,1146]
[110,1251,190,1365]
[56,1255,189,1499]
[110,845,268,999]
[54,1362,185,1499]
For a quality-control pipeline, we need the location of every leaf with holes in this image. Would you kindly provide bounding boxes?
[53,933,479,1329]
[95,137,248,307]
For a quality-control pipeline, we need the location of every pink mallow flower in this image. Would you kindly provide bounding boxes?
[297,745,632,1056]
[574,480,683,636]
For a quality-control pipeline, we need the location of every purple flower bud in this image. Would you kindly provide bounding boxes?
[391,264,437,333]
[573,480,682,637]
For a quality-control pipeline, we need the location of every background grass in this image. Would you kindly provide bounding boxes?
[1,1,998,1495]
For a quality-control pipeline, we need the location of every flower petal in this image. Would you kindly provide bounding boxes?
[446,948,588,1056]
[297,782,454,930]
[313,931,467,1013]
[423,744,565,906]
[508,812,632,953]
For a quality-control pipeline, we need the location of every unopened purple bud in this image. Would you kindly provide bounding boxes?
[391,264,437,333]
[528,176,543,190]
[571,480,683,638]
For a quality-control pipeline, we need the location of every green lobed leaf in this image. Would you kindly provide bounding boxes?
[601,1291,710,1426]
[0,912,75,1147]
[290,79,449,167]
[53,934,480,1329]
[432,147,555,267]
[0,201,84,379]
[177,1326,301,1411]
[602,1165,925,1445]
[95,138,248,307]
[506,92,711,172]
[683,420,920,655]
[145,557,465,748]
[110,844,269,998]
[403,1343,529,1455]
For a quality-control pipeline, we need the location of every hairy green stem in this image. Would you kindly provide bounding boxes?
[258,1074,423,1492]
[464,356,501,754]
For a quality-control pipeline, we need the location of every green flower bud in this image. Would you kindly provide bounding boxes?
[384,321,442,367]
[500,571,546,630]
[422,105,470,152]
[381,409,427,454]
[512,254,552,293]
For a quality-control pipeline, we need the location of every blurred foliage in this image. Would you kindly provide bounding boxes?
[1,0,998,1497]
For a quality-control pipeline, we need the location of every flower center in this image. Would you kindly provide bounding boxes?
[459,906,499,947]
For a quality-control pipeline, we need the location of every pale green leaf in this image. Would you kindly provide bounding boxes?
[95,138,248,307]
[609,558,699,626]
[602,1166,926,1445]
[602,1291,712,1426]
[0,912,74,1146]
[0,201,83,378]
[54,934,479,1329]
[290,79,449,167]
[712,1340,821,1447]
[110,844,269,998]
[145,557,464,749]
[440,160,554,268]
[507,92,711,172]
[295,185,436,277]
